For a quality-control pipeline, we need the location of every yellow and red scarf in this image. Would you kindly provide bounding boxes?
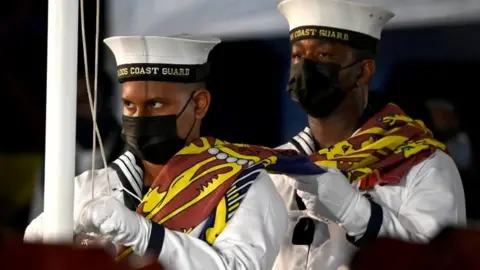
[117,103,445,264]
[310,103,446,189]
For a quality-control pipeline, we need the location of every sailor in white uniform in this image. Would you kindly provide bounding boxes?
[24,35,288,270]
[271,0,466,269]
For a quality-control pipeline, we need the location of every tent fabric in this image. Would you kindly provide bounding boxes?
[106,0,480,39]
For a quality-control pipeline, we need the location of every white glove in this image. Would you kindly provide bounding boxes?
[290,167,371,236]
[24,214,44,243]
[75,196,152,255]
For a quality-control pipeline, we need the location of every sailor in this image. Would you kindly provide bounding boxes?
[24,35,288,270]
[271,0,466,269]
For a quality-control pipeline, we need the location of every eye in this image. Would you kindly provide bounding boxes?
[318,52,333,58]
[123,100,135,109]
[150,100,163,109]
[292,51,302,60]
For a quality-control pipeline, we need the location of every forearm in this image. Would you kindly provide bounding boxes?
[343,198,430,247]
[343,191,463,248]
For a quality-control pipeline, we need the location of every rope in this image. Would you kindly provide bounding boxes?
[79,0,111,199]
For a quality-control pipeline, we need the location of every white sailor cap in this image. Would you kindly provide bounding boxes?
[278,0,394,53]
[104,35,220,83]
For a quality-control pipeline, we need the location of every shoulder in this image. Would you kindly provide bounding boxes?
[229,165,284,202]
[276,141,298,151]
[404,149,465,215]
[405,149,461,187]
[75,167,118,186]
[73,167,127,218]
[74,151,142,201]
[74,167,121,199]
[275,127,314,154]
[401,149,466,226]
[75,151,140,185]
[250,170,286,207]
[230,166,287,213]
[226,168,288,232]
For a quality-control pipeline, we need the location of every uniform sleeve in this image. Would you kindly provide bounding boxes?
[24,212,44,242]
[147,170,288,270]
[345,150,467,244]
[23,168,121,243]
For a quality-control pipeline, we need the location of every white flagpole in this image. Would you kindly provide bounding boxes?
[43,0,79,244]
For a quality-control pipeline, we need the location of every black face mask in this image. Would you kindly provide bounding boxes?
[287,58,358,118]
[121,95,195,165]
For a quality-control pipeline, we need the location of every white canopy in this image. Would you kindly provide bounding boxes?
[104,0,480,122]
[107,0,480,40]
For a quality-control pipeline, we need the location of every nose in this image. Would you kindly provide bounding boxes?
[303,50,317,61]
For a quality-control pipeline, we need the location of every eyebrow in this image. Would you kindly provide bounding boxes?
[121,97,170,103]
[292,43,304,50]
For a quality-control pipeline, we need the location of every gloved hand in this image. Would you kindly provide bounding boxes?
[290,167,371,236]
[74,233,117,257]
[74,196,152,255]
[24,214,44,243]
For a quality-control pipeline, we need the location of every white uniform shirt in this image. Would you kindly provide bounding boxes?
[25,151,288,270]
[272,127,466,270]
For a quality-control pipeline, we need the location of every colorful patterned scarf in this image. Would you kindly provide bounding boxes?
[116,138,302,261]
[308,103,446,190]
[116,103,445,264]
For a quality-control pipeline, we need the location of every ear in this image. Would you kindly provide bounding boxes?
[357,59,376,86]
[192,88,211,120]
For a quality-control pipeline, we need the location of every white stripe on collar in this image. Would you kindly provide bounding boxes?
[291,127,315,155]
[112,151,144,198]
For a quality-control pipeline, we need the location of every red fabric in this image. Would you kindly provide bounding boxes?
[117,137,292,263]
[350,228,480,270]
[310,103,443,190]
[0,237,163,270]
